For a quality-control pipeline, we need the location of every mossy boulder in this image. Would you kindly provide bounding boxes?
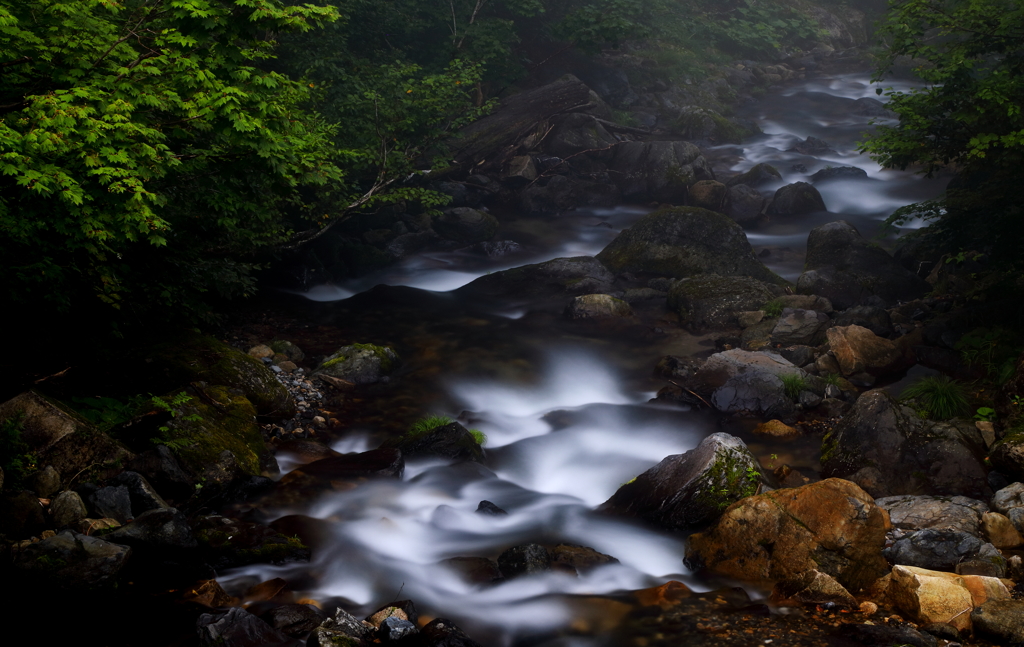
[156,385,266,479]
[596,206,785,285]
[667,274,785,331]
[768,182,827,215]
[382,421,485,463]
[153,334,294,419]
[599,433,767,530]
[315,343,399,385]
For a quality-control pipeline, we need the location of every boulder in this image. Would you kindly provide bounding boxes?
[600,433,767,530]
[889,566,974,633]
[667,275,784,331]
[126,445,194,502]
[0,489,46,536]
[431,208,499,245]
[597,207,783,284]
[769,182,827,215]
[725,163,782,188]
[694,348,810,388]
[12,530,131,589]
[197,607,300,647]
[770,569,857,608]
[457,256,615,301]
[268,340,305,363]
[261,604,326,638]
[0,391,91,453]
[419,618,483,647]
[874,495,988,536]
[971,600,1024,644]
[89,485,133,523]
[826,325,906,377]
[565,294,633,319]
[990,431,1024,480]
[550,543,618,573]
[788,136,833,155]
[497,543,551,578]
[519,174,579,214]
[724,184,765,224]
[821,390,990,498]
[981,511,1023,548]
[544,112,617,159]
[685,479,891,591]
[711,371,791,417]
[753,420,800,441]
[770,309,831,346]
[50,490,89,528]
[775,294,833,313]
[309,608,375,647]
[992,482,1024,514]
[315,344,400,385]
[686,180,728,211]
[108,471,170,514]
[797,221,930,309]
[381,421,485,463]
[608,140,713,203]
[26,465,61,498]
[884,529,984,570]
[105,507,197,549]
[833,305,893,337]
[809,166,868,182]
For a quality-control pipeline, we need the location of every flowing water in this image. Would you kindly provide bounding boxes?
[221,73,948,645]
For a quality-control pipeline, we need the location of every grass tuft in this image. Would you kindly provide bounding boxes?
[780,373,807,399]
[900,375,970,420]
[408,415,453,437]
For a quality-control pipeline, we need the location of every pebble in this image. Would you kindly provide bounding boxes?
[261,357,329,441]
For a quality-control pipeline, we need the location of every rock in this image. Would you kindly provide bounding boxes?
[961,574,1012,606]
[153,334,295,418]
[89,485,133,523]
[309,608,375,647]
[261,604,325,637]
[842,623,937,647]
[726,163,782,188]
[76,517,121,535]
[248,344,274,359]
[770,309,831,346]
[874,494,989,536]
[712,371,791,417]
[545,112,617,159]
[50,490,88,528]
[293,448,404,481]
[686,180,728,211]
[685,479,891,591]
[105,506,197,550]
[195,515,310,570]
[458,256,615,301]
[724,184,765,224]
[753,420,800,440]
[476,500,507,516]
[497,543,551,578]
[26,465,60,497]
[956,541,1008,578]
[378,616,418,643]
[992,481,1024,513]
[990,432,1024,480]
[12,529,130,589]
[268,340,305,362]
[809,166,869,182]
[432,208,499,245]
[797,221,930,309]
[596,206,783,284]
[788,136,833,155]
[981,511,1023,547]
[441,556,503,584]
[1010,508,1024,535]
[776,294,834,313]
[694,348,810,387]
[366,601,418,628]
[381,421,485,463]
[197,607,299,647]
[888,566,975,633]
[667,275,784,331]
[565,294,633,319]
[833,305,893,337]
[108,471,170,514]
[126,445,194,502]
[315,344,399,386]
[502,155,538,183]
[826,325,906,377]
[769,182,827,215]
[737,310,764,328]
[884,529,984,570]
[419,618,483,647]
[821,390,990,498]
[0,390,92,453]
[779,345,815,368]
[600,433,767,530]
[770,569,857,607]
[519,174,579,214]
[550,544,618,573]
[0,490,45,537]
[608,140,713,203]
[971,600,1024,644]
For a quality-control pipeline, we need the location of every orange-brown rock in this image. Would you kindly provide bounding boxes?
[888,565,974,633]
[753,419,799,441]
[633,580,693,609]
[826,325,905,377]
[684,478,890,591]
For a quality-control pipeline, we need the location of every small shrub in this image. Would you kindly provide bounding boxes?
[900,375,970,420]
[780,373,807,399]
[408,415,453,437]
[763,299,785,318]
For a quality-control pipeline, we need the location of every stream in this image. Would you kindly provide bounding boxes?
[220,72,949,645]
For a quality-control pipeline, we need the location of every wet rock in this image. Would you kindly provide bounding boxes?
[50,489,88,528]
[12,529,130,589]
[458,256,615,301]
[981,511,1023,547]
[260,604,325,637]
[596,206,783,284]
[992,481,1024,514]
[104,506,196,550]
[497,543,551,578]
[788,136,833,155]
[770,308,830,346]
[367,601,418,627]
[608,140,713,203]
[419,617,483,647]
[809,166,868,182]
[565,294,633,319]
[712,371,791,417]
[519,175,579,214]
[725,163,782,188]
[889,566,974,633]
[821,390,990,499]
[197,607,299,647]
[770,569,857,607]
[476,500,507,516]
[956,541,1008,578]
[601,433,767,530]
[797,221,930,309]
[550,544,619,573]
[753,420,799,440]
[769,182,827,215]
[195,515,310,570]
[833,305,893,337]
[884,529,984,570]
[291,447,405,482]
[874,494,988,536]
[89,485,133,523]
[109,471,170,514]
[842,623,937,647]
[314,344,399,386]
[309,607,374,647]
[432,208,499,245]
[971,599,1024,644]
[0,489,46,536]
[686,180,727,211]
[724,184,765,224]
[685,479,891,591]
[826,325,906,377]
[667,275,784,331]
[378,616,418,643]
[441,556,503,584]
[382,422,485,463]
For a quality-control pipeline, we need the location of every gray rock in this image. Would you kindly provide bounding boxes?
[800,391,823,409]
[261,604,326,638]
[769,182,827,215]
[809,166,869,182]
[609,140,713,203]
[726,163,782,188]
[695,348,810,387]
[687,180,728,211]
[89,485,133,523]
[565,294,633,319]
[770,308,831,346]
[667,274,785,331]
[971,600,1024,644]
[12,529,130,588]
[545,112,617,159]
[420,618,483,647]
[379,616,418,643]
[797,221,930,309]
[309,608,374,647]
[596,206,783,285]
[314,344,399,385]
[432,208,499,244]
[498,543,551,578]
[776,294,834,313]
[779,345,816,368]
[519,175,579,214]
[197,607,298,647]
[788,136,833,155]
[50,489,89,528]
[600,433,766,530]
[109,471,170,514]
[105,507,197,549]
[268,340,305,362]
[833,305,893,337]
[26,465,61,497]
[126,445,194,502]
[992,482,1024,513]
[883,528,983,570]
[458,256,615,301]
[874,495,989,536]
[1009,508,1024,535]
[712,372,791,417]
[725,184,765,224]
